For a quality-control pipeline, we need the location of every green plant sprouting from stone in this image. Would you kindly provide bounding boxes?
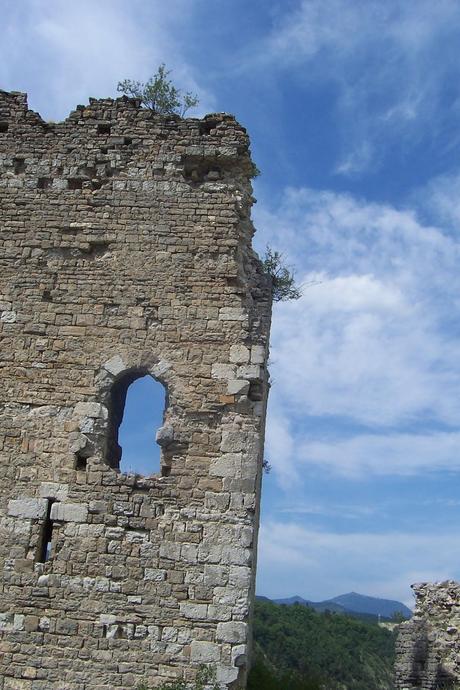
[117,64,199,116]
[262,245,302,302]
[137,664,220,690]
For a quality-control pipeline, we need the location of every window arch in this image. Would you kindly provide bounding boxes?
[105,370,167,476]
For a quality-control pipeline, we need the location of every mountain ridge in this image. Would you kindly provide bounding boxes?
[262,590,412,620]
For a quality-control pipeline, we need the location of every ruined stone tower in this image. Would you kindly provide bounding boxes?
[0,91,272,689]
[395,581,460,689]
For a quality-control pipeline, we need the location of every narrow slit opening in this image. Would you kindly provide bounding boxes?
[37,500,55,563]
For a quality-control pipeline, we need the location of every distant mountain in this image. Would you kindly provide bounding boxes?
[275,595,313,606]
[267,591,412,621]
[329,592,412,619]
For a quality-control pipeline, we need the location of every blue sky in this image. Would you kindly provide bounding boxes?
[5,0,460,607]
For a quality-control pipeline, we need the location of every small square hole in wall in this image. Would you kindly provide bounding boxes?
[97,123,111,135]
[0,122,8,133]
[13,158,25,174]
[67,178,83,190]
[37,177,52,189]
[124,137,132,145]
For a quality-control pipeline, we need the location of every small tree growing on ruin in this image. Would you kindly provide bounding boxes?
[117,64,199,116]
[262,246,302,302]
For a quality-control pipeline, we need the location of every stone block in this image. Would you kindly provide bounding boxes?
[211,363,236,379]
[14,558,34,573]
[210,453,242,477]
[74,402,108,419]
[39,482,69,502]
[216,664,239,685]
[251,345,266,364]
[156,425,174,446]
[220,432,246,453]
[237,364,262,380]
[1,310,16,323]
[144,569,166,581]
[217,621,247,643]
[179,602,208,620]
[102,355,126,376]
[229,344,250,363]
[50,502,88,523]
[219,307,246,321]
[4,680,32,690]
[227,379,250,395]
[190,640,221,662]
[8,498,48,519]
[159,542,181,560]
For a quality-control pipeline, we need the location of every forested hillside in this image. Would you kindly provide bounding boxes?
[248,599,396,690]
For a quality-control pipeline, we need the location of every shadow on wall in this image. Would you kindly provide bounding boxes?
[397,620,458,690]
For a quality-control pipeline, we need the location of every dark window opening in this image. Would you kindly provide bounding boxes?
[248,380,264,402]
[13,158,25,174]
[106,372,166,475]
[0,122,8,133]
[199,118,218,136]
[97,123,111,135]
[37,500,55,563]
[75,452,88,471]
[123,137,132,145]
[67,178,83,190]
[37,177,52,189]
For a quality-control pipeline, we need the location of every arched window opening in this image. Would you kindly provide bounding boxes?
[106,373,166,475]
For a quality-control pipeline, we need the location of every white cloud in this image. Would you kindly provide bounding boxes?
[257,520,459,605]
[416,172,460,230]
[0,0,213,120]
[300,431,460,478]
[254,185,460,482]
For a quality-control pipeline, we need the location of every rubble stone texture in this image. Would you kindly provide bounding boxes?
[395,581,460,689]
[0,90,272,689]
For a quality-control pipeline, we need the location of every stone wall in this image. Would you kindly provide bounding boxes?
[395,581,460,689]
[0,91,272,689]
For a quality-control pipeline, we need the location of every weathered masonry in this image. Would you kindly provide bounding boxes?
[395,581,460,689]
[0,91,272,689]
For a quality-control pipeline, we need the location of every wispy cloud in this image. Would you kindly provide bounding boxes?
[257,520,458,605]
[247,0,460,173]
[300,431,460,478]
[276,502,376,520]
[0,0,213,120]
